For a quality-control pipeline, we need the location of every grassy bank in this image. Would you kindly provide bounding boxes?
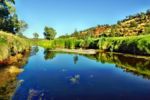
[97,35,150,55]
[0,31,31,62]
[35,35,150,56]
[35,38,82,49]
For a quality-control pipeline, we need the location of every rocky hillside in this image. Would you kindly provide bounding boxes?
[69,9,150,39]
[105,10,150,36]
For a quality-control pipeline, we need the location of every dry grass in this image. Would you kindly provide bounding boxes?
[0,31,30,61]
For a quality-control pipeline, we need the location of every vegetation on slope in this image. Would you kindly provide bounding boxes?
[0,31,31,62]
[97,35,150,55]
[58,9,150,39]
[36,34,150,55]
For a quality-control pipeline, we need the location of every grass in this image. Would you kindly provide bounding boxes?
[35,38,82,49]
[35,34,150,55]
[0,31,31,61]
[1,30,150,62]
[97,35,150,55]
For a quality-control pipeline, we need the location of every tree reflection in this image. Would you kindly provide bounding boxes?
[0,51,30,99]
[84,53,150,79]
[30,46,39,56]
[44,49,56,60]
[73,55,79,64]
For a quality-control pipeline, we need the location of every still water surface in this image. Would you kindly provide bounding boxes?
[12,47,150,100]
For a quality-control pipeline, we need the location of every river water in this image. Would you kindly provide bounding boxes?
[2,47,150,100]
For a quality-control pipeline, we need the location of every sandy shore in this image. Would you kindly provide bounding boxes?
[50,48,98,54]
[50,48,150,60]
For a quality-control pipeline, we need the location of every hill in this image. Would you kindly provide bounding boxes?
[66,9,150,39]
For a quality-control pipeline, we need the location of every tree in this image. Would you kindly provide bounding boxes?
[10,14,28,34]
[146,9,150,15]
[43,26,57,40]
[33,32,39,39]
[144,24,150,34]
[130,21,138,27]
[0,0,27,34]
[72,29,79,38]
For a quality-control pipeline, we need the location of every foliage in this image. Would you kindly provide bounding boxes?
[36,38,82,49]
[0,0,27,34]
[37,33,150,56]
[43,26,57,40]
[0,31,31,61]
[59,9,150,38]
[144,24,150,34]
[33,32,39,39]
[71,29,80,38]
[97,35,150,55]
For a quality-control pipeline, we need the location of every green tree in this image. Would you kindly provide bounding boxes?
[33,32,39,39]
[146,9,150,15]
[0,0,27,34]
[144,24,150,34]
[43,26,57,40]
[72,29,79,38]
[10,14,28,33]
[130,21,138,27]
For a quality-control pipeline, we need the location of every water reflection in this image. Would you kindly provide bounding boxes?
[12,47,150,100]
[42,48,150,79]
[43,47,150,79]
[30,46,39,56]
[27,89,45,100]
[73,55,79,64]
[44,49,56,60]
[69,74,80,84]
[84,53,150,79]
[0,51,30,99]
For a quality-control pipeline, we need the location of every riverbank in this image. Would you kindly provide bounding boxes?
[36,34,150,56]
[0,49,30,99]
[0,31,31,62]
[50,48,98,54]
[49,48,150,60]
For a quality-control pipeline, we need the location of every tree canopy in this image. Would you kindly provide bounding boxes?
[43,26,57,40]
[0,0,27,34]
[33,32,39,39]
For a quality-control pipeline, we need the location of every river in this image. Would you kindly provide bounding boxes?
[1,47,150,100]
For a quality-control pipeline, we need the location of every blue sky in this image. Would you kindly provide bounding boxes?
[16,0,150,38]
